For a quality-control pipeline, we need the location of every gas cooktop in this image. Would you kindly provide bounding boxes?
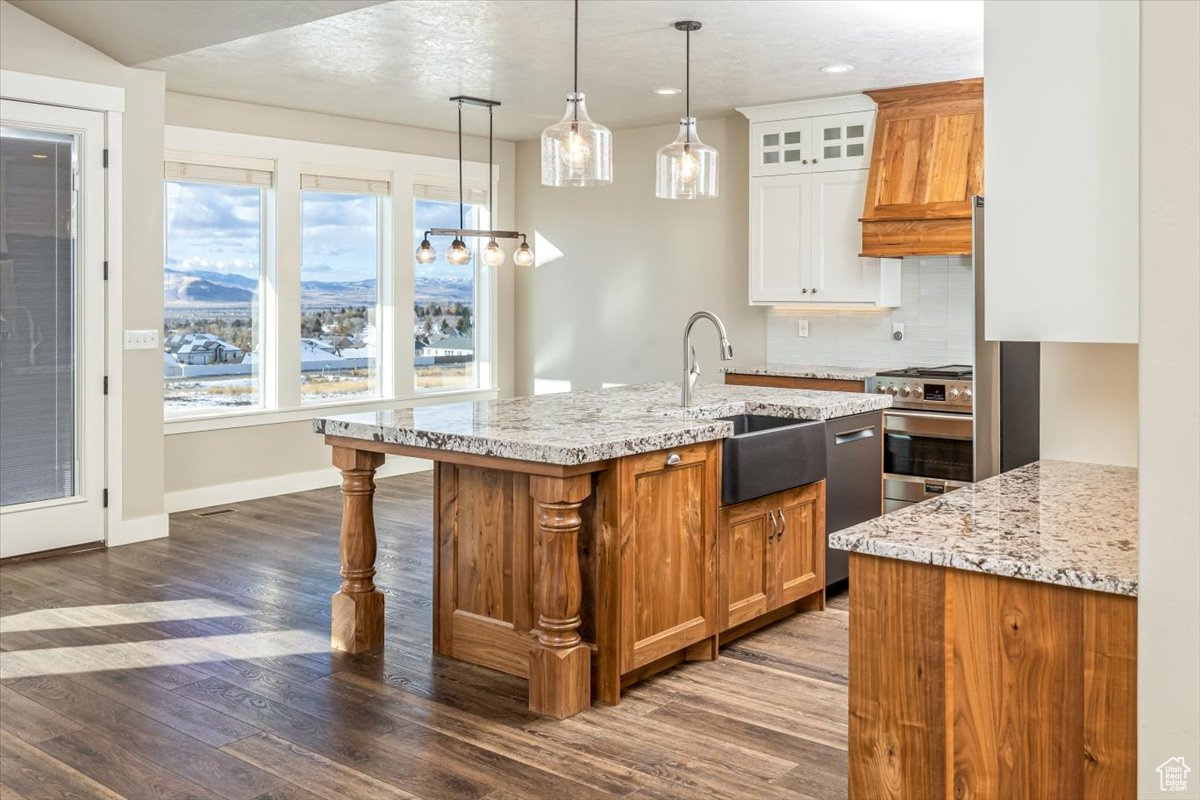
[876,365,973,379]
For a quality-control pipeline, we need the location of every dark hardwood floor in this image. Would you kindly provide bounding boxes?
[0,471,850,800]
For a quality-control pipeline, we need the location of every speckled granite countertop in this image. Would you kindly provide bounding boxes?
[829,460,1138,597]
[723,363,880,382]
[314,382,891,466]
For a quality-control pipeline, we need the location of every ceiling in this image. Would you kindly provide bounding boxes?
[12,0,983,141]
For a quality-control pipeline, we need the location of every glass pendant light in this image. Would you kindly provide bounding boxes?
[656,21,718,200]
[481,106,506,267]
[446,237,471,265]
[541,0,612,187]
[415,233,437,264]
[513,235,535,267]
[482,238,505,267]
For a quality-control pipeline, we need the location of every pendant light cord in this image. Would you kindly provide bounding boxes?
[457,99,465,230]
[685,26,691,144]
[572,0,580,122]
[488,105,494,230]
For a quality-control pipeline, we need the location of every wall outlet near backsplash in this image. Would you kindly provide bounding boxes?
[766,256,973,369]
[891,322,905,341]
[797,320,810,338]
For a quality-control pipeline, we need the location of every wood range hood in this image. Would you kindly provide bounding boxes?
[859,78,983,257]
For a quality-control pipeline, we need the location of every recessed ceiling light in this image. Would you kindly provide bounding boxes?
[820,64,855,74]
[653,87,682,95]
[31,153,48,159]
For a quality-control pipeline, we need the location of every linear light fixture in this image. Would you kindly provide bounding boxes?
[415,96,533,267]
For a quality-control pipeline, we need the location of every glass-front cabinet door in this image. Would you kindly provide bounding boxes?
[0,100,106,558]
[751,119,813,177]
[811,111,875,172]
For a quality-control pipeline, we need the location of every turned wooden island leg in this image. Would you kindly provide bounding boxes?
[528,474,593,718]
[330,446,386,653]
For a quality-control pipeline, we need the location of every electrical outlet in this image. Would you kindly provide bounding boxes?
[891,322,905,342]
[797,320,810,338]
[124,330,159,350]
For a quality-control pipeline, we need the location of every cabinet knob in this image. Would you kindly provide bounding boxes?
[665,452,682,466]
[801,288,809,294]
[812,288,818,294]
[813,159,819,163]
[801,159,809,165]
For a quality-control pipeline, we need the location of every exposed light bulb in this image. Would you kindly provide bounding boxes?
[446,238,471,266]
[678,146,699,184]
[482,238,505,267]
[513,240,535,268]
[415,237,437,265]
[565,124,590,169]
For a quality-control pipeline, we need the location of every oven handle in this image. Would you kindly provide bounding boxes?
[884,410,974,424]
[883,409,973,439]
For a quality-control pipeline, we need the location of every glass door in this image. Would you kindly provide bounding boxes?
[0,100,106,558]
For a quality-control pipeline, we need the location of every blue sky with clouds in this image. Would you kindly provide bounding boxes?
[165,182,483,283]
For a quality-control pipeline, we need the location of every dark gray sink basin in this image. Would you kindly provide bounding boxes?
[720,415,827,505]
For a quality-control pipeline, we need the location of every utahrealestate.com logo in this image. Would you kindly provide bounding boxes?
[1157,757,1191,792]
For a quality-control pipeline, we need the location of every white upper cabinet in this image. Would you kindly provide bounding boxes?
[984,0,1139,343]
[740,96,900,307]
[811,111,874,173]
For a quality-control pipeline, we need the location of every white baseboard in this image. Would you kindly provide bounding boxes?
[163,456,431,514]
[107,513,169,547]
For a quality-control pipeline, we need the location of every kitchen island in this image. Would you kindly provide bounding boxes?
[830,460,1137,799]
[314,382,889,718]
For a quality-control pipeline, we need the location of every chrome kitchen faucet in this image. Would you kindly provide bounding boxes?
[681,311,734,407]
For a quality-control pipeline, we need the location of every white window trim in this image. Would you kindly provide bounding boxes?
[162,126,499,432]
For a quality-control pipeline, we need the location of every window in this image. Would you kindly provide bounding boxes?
[300,175,386,403]
[413,187,486,393]
[163,162,270,415]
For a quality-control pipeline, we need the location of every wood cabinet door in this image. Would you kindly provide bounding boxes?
[811,169,879,303]
[718,498,772,631]
[861,81,983,224]
[618,442,719,672]
[750,118,813,176]
[771,482,826,608]
[749,174,812,304]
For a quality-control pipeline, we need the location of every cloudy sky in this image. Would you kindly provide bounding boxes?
[165,181,482,284]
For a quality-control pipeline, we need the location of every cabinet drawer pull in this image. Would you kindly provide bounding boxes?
[768,509,779,542]
[665,452,682,466]
[834,426,876,445]
[776,509,787,537]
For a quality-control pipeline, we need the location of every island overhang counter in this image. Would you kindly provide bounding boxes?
[314,382,890,719]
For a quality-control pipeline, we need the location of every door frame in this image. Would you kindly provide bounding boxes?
[1,70,126,548]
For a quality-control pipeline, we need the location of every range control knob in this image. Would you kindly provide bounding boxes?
[948,388,961,402]
[962,389,973,402]
[875,384,886,394]
[899,385,912,397]
[886,385,899,396]
[910,385,923,398]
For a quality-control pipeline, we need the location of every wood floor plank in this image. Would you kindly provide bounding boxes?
[0,730,124,800]
[222,732,420,800]
[0,686,83,744]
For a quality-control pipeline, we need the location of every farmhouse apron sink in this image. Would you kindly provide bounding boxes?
[719,415,827,505]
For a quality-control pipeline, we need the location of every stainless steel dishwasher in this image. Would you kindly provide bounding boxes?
[823,411,884,585]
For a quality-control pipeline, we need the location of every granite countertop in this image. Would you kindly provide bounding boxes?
[829,460,1138,596]
[314,382,891,466]
[723,363,880,382]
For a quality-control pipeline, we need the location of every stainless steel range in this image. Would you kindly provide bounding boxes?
[867,366,976,512]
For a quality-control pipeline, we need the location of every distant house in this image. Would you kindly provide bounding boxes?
[421,332,473,357]
[166,332,244,365]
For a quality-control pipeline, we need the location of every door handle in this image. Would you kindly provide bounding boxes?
[767,509,779,543]
[776,508,786,540]
[834,426,876,445]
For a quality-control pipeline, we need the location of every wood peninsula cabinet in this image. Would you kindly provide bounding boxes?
[719,482,825,632]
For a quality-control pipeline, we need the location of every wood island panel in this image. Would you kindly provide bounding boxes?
[848,552,1137,800]
[723,373,867,393]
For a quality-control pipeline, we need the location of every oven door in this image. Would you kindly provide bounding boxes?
[882,410,974,512]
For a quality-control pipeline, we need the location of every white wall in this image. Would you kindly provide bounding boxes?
[514,116,766,394]
[1138,1,1200,792]
[766,256,973,369]
[1,1,167,535]
[1039,343,1138,467]
[162,93,517,507]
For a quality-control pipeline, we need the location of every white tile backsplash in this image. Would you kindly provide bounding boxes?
[766,256,973,369]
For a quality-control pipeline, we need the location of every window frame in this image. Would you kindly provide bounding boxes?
[161,127,501,434]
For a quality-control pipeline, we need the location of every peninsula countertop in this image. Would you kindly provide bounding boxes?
[723,363,880,382]
[314,381,891,466]
[829,460,1138,596]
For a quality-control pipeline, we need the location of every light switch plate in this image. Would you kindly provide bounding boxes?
[124,330,158,350]
[797,320,810,338]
